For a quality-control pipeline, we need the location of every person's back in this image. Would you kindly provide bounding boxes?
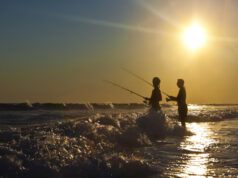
[177,85,187,127]
[177,86,186,106]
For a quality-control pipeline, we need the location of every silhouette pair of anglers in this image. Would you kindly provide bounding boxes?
[144,77,187,127]
[104,68,188,127]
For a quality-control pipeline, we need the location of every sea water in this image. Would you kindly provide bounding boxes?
[0,103,237,177]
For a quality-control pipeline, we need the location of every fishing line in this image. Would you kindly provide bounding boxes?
[103,80,146,99]
[121,67,169,96]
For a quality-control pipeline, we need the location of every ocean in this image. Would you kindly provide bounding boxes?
[0,103,238,177]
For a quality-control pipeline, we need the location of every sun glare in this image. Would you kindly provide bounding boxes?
[183,23,206,50]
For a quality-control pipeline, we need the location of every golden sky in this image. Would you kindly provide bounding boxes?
[1,0,238,103]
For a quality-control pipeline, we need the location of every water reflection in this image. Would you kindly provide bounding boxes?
[178,123,216,177]
[188,104,203,110]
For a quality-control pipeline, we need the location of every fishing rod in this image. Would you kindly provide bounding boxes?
[121,67,169,96]
[103,80,146,99]
[121,67,153,87]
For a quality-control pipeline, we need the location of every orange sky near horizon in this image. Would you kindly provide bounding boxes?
[1,0,238,104]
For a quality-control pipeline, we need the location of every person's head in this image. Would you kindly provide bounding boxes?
[177,79,184,88]
[152,77,160,88]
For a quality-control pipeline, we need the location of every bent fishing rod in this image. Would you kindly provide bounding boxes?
[103,80,146,99]
[121,67,169,96]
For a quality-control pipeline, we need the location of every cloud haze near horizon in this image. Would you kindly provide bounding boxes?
[1,0,238,104]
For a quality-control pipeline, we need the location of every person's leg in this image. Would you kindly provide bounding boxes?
[179,109,186,127]
[181,117,186,127]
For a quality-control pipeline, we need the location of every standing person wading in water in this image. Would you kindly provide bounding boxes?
[166,79,188,127]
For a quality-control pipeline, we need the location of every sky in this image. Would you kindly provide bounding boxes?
[1,0,238,104]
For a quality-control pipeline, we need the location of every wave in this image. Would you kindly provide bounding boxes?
[186,109,238,122]
[0,105,238,126]
[0,111,172,177]
[0,103,148,111]
[1,106,238,177]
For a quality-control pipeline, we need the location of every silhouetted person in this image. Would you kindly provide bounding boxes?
[145,77,162,111]
[166,79,187,127]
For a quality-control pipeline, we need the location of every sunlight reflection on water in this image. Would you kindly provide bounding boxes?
[188,105,203,110]
[178,123,216,177]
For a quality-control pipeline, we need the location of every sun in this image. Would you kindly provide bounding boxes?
[183,23,206,50]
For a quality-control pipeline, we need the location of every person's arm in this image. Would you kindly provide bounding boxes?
[144,90,153,104]
[167,90,181,102]
[167,96,177,101]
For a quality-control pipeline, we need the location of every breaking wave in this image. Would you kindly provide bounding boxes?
[0,104,238,177]
[0,109,188,178]
[0,103,148,111]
